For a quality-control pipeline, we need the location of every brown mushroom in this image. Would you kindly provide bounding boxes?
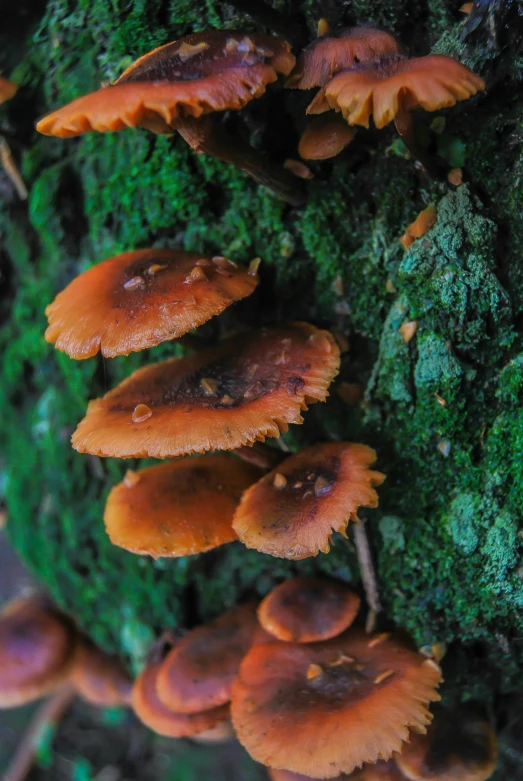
[45,249,259,359]
[298,115,357,160]
[269,762,403,780]
[394,703,498,781]
[307,55,484,176]
[0,596,77,708]
[232,442,385,559]
[231,630,442,778]
[399,206,437,250]
[156,602,260,714]
[71,638,133,707]
[286,27,404,89]
[71,322,340,459]
[258,578,361,642]
[104,455,261,558]
[0,76,17,105]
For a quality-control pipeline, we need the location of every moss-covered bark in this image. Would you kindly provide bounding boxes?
[1,1,523,776]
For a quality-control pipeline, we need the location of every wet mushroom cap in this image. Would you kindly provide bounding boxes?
[258,578,361,642]
[394,704,498,781]
[132,657,230,737]
[307,55,485,128]
[45,249,259,359]
[104,455,262,558]
[36,31,295,138]
[71,322,340,459]
[286,27,404,89]
[157,602,260,713]
[0,597,77,708]
[298,115,357,160]
[231,630,442,778]
[71,639,133,707]
[0,76,17,105]
[232,442,385,559]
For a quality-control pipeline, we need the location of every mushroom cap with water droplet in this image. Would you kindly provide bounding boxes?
[104,455,262,558]
[71,638,133,707]
[156,602,262,714]
[132,656,230,738]
[232,442,385,559]
[0,596,77,708]
[45,248,259,359]
[307,55,485,129]
[286,27,404,90]
[231,630,442,778]
[258,577,361,642]
[36,30,295,138]
[394,703,498,781]
[71,322,340,459]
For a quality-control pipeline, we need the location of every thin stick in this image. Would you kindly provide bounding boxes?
[353,519,381,633]
[0,137,28,199]
[225,0,308,45]
[5,683,76,781]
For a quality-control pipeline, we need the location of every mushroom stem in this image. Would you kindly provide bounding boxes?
[4,683,75,781]
[174,116,306,207]
[352,519,381,633]
[393,108,445,180]
[233,442,285,471]
[225,0,308,46]
[0,137,28,200]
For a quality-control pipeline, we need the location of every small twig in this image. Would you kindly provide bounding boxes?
[0,137,28,200]
[4,683,75,781]
[352,519,382,633]
[225,0,309,45]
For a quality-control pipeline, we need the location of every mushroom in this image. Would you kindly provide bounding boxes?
[132,646,230,738]
[399,206,437,250]
[269,763,403,780]
[71,638,133,707]
[0,596,77,708]
[104,455,262,558]
[394,703,498,781]
[286,27,404,89]
[307,55,484,176]
[36,31,304,205]
[257,578,361,643]
[0,76,17,105]
[298,115,357,160]
[45,249,259,359]
[231,629,442,778]
[232,442,385,559]
[71,322,340,459]
[156,602,261,714]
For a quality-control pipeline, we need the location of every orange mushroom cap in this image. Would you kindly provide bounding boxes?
[0,76,17,106]
[399,206,437,250]
[232,442,385,559]
[307,55,485,129]
[269,762,402,780]
[156,602,260,714]
[132,656,230,737]
[394,704,498,781]
[104,455,262,558]
[45,249,259,359]
[231,630,442,778]
[72,322,340,459]
[36,31,295,138]
[0,596,77,708]
[298,115,357,160]
[71,639,133,707]
[258,578,361,643]
[286,27,404,89]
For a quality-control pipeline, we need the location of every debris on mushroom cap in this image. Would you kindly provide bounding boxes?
[71,638,133,707]
[45,248,259,359]
[307,55,485,129]
[132,656,230,738]
[286,27,404,89]
[298,115,357,160]
[36,30,295,138]
[156,602,261,714]
[231,629,442,778]
[0,596,77,708]
[258,578,361,643]
[71,322,340,459]
[0,76,17,105]
[399,206,437,250]
[104,455,262,558]
[394,703,498,781]
[232,442,385,559]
